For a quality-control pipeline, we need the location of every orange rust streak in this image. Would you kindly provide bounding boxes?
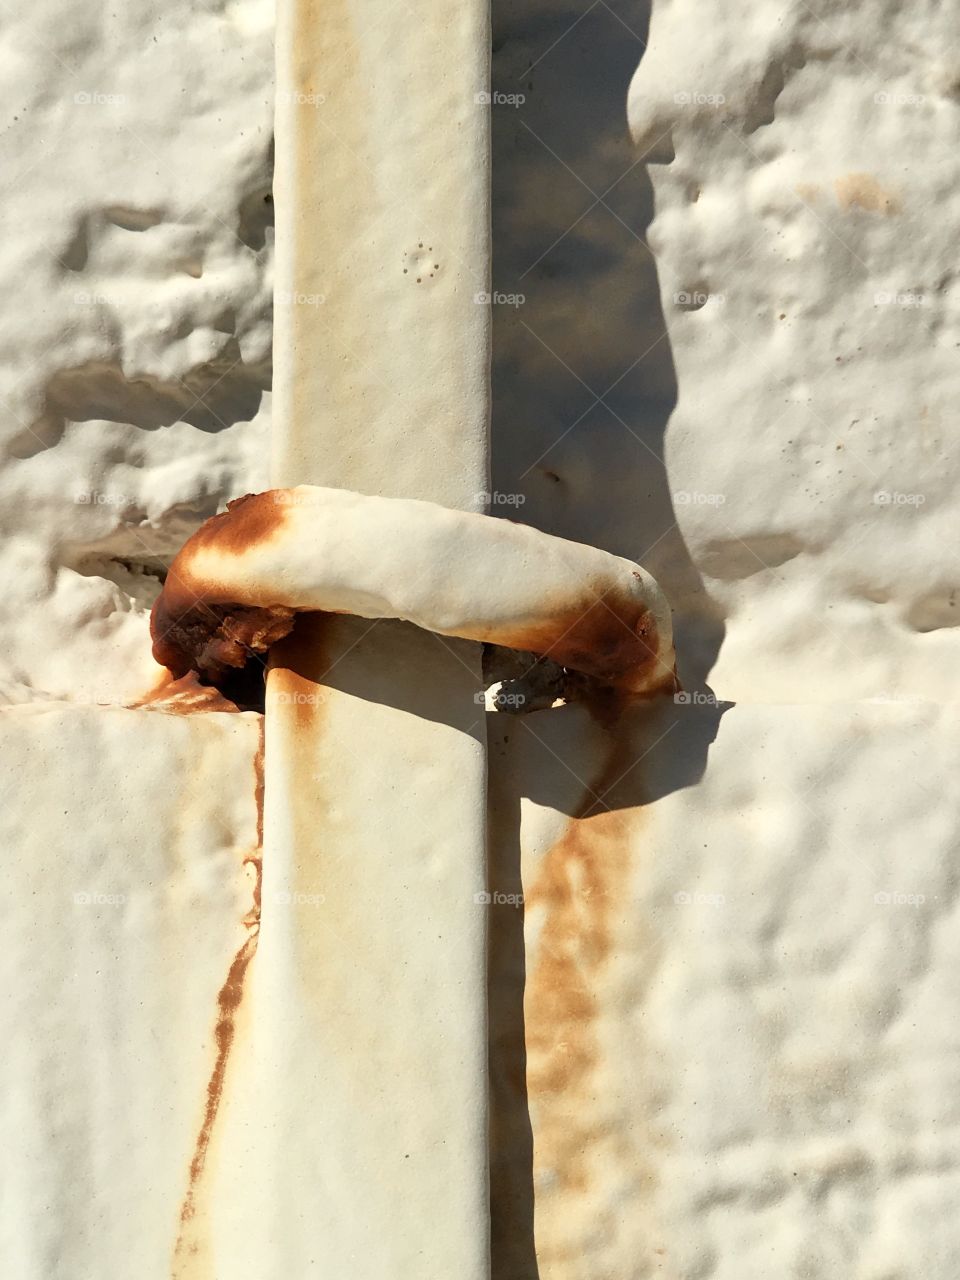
[523,733,638,1196]
[493,593,661,690]
[188,490,289,559]
[269,617,331,736]
[253,718,264,850]
[129,671,245,715]
[175,932,257,1241]
[158,491,290,621]
[172,723,264,1274]
[150,491,296,684]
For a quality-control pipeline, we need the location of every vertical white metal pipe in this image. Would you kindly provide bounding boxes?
[216,1,491,1275]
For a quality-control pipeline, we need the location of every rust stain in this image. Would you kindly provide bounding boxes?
[189,491,289,559]
[834,173,899,215]
[524,760,632,1193]
[151,595,296,685]
[150,491,296,684]
[172,722,264,1276]
[150,485,673,696]
[495,592,663,693]
[523,713,659,1213]
[270,615,326,703]
[253,720,264,850]
[129,671,246,715]
[148,480,674,707]
[173,932,257,1274]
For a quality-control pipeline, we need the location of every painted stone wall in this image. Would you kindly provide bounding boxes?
[490,1,960,1276]
[2,0,957,1278]
[0,6,272,1275]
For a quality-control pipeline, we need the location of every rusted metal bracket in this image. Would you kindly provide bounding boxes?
[151,485,676,700]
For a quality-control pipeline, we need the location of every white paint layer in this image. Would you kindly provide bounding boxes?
[211,0,493,1275]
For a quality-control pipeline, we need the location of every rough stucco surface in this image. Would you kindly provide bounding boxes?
[0,705,261,1278]
[0,2,272,706]
[1,0,958,1277]
[627,0,960,704]
[491,698,960,1278]
[487,0,960,1277]
[0,6,271,1274]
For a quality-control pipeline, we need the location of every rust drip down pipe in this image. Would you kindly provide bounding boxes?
[150,485,676,697]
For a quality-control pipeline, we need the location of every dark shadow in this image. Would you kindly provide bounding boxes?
[489,0,723,690]
[237,134,275,252]
[487,698,727,1279]
[280,618,725,813]
[488,0,726,1272]
[270,614,489,746]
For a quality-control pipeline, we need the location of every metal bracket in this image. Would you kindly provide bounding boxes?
[151,485,676,702]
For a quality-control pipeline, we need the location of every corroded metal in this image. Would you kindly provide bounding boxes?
[150,485,675,695]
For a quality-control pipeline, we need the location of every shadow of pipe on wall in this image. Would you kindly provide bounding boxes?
[489,0,723,693]
[489,0,725,1272]
[487,697,727,1278]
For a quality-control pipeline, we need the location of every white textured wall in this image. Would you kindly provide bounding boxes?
[488,1,960,1276]
[0,1,273,704]
[1,0,957,1278]
[628,0,960,704]
[0,5,272,1275]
